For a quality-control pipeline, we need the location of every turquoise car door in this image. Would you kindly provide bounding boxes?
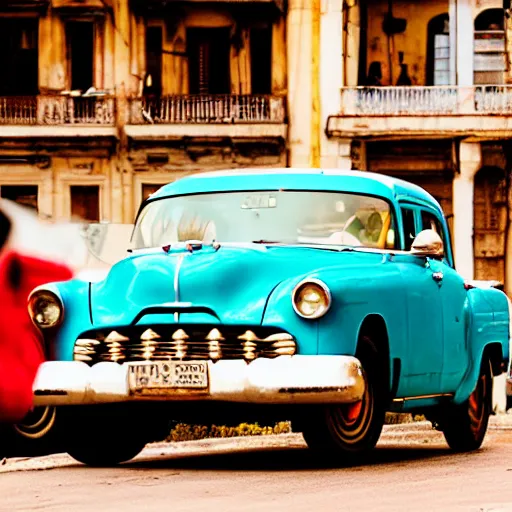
[426,259,468,393]
[396,206,443,397]
[419,209,468,393]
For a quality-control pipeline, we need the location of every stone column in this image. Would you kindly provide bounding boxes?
[448,0,456,85]
[506,9,512,84]
[319,0,343,168]
[287,0,313,167]
[452,142,481,279]
[114,0,131,105]
[271,16,287,97]
[113,0,133,223]
[449,0,475,111]
[104,13,115,92]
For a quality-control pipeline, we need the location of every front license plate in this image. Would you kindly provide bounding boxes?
[127,361,209,396]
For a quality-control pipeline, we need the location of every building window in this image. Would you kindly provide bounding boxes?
[71,185,100,222]
[67,21,94,92]
[474,9,506,85]
[0,19,39,96]
[144,26,163,96]
[427,14,450,86]
[187,28,230,94]
[250,26,272,94]
[1,185,38,211]
[142,184,165,202]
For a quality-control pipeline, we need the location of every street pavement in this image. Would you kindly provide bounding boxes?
[2,418,512,511]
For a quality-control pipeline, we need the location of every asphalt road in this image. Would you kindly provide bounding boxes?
[3,422,512,512]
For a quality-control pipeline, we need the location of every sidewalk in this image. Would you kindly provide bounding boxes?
[2,414,511,474]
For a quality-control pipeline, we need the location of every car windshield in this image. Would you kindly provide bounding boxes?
[132,190,396,250]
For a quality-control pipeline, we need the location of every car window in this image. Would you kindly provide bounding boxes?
[421,210,445,244]
[401,208,416,251]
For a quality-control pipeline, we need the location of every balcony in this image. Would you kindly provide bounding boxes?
[326,86,512,140]
[125,95,287,141]
[0,95,117,139]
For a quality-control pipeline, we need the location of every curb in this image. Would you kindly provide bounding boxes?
[0,434,305,474]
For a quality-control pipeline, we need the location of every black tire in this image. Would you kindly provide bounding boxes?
[61,407,148,467]
[301,335,387,458]
[441,358,492,452]
[0,406,63,458]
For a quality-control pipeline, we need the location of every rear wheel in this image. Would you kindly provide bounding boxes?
[301,335,387,459]
[441,358,492,452]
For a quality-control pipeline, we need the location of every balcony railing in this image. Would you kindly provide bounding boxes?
[0,95,116,125]
[129,95,286,124]
[339,86,512,116]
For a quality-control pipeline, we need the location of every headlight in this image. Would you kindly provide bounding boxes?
[292,279,331,319]
[28,290,63,329]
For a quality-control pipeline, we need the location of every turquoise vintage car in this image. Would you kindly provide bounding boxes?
[28,169,511,466]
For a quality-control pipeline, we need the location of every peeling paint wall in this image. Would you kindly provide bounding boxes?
[362,0,504,86]
[138,8,286,96]
[364,0,449,86]
[0,0,287,225]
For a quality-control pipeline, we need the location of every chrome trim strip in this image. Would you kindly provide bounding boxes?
[392,393,454,403]
[173,253,186,322]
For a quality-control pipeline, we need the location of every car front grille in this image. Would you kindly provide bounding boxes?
[73,325,297,365]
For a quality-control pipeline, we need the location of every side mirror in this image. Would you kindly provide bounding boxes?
[410,229,444,259]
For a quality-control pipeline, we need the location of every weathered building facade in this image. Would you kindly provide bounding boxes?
[0,0,287,223]
[2,0,512,296]
[312,0,512,295]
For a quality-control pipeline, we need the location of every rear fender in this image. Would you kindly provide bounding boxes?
[453,287,509,404]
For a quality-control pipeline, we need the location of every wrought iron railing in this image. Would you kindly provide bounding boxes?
[340,86,512,115]
[0,96,37,124]
[0,95,116,125]
[129,95,286,124]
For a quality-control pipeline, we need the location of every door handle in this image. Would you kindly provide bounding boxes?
[432,271,444,283]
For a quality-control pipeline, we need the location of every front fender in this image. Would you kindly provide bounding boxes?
[40,279,93,361]
[262,276,319,355]
[262,261,408,362]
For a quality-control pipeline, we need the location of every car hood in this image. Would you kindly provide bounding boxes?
[90,244,379,326]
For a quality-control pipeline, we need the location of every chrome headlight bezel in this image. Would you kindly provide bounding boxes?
[28,289,64,330]
[292,278,332,320]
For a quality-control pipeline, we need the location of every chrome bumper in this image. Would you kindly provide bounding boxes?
[33,355,365,406]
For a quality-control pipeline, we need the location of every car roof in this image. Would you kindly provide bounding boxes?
[148,168,442,213]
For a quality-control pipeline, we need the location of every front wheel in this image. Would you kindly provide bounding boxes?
[61,407,148,467]
[441,358,492,452]
[300,335,387,459]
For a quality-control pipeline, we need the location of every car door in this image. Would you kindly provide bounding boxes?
[396,205,444,397]
[419,209,468,393]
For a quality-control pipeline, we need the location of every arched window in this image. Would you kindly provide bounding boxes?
[426,14,450,86]
[474,9,506,85]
